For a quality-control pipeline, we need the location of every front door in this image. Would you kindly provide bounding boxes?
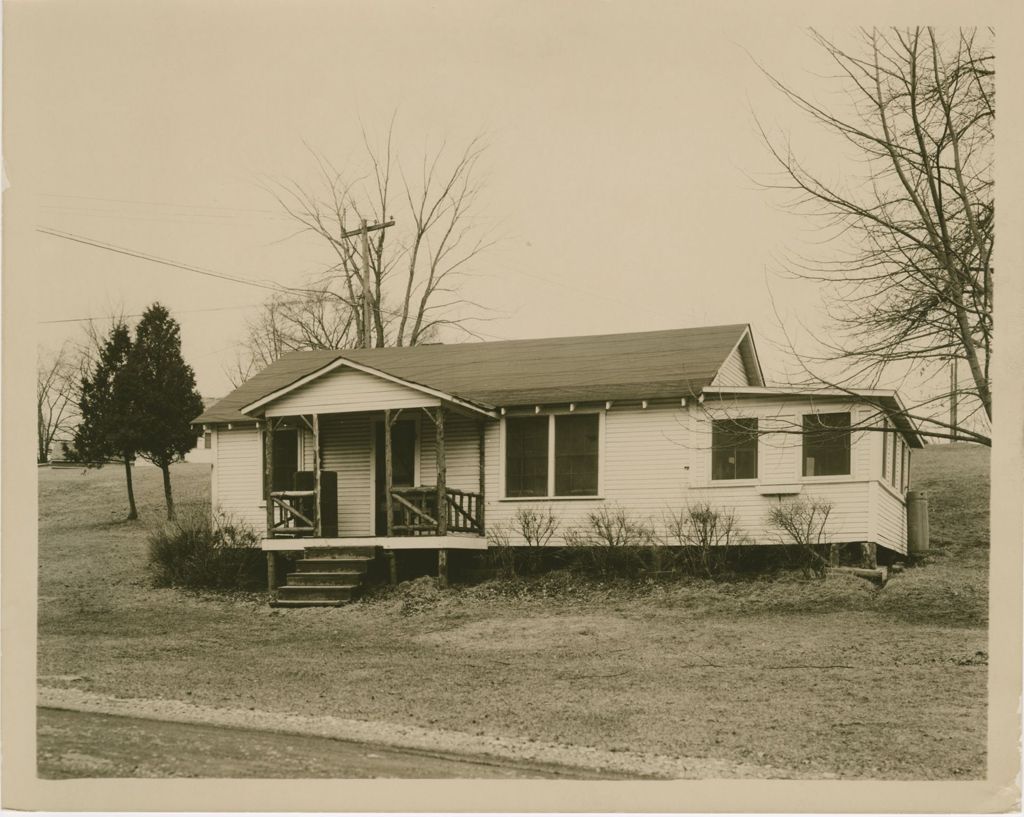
[374,419,417,535]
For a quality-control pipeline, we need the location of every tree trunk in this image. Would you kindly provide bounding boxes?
[160,462,175,520]
[38,405,48,463]
[123,453,138,520]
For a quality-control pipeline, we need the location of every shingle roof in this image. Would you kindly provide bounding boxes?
[194,324,751,425]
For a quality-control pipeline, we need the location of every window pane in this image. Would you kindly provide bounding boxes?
[711,418,758,480]
[505,417,549,497]
[555,414,599,496]
[802,412,851,476]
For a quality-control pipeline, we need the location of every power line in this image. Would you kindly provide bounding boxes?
[36,226,511,340]
[36,227,289,294]
[39,303,264,325]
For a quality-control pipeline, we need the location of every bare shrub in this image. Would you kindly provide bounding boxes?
[564,506,655,579]
[515,508,559,573]
[485,521,517,579]
[663,503,749,578]
[148,507,263,590]
[485,508,559,577]
[766,497,834,578]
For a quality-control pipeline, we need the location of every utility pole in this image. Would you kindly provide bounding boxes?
[340,217,395,349]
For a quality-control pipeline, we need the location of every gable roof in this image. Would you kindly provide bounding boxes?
[194,323,755,425]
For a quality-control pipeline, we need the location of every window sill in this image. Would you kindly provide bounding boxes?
[500,495,605,502]
[757,483,803,496]
[705,478,759,487]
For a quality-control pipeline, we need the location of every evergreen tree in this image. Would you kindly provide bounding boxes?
[72,322,140,520]
[125,304,204,519]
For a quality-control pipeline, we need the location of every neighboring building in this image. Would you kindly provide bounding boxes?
[46,436,78,465]
[184,425,216,465]
[193,324,922,605]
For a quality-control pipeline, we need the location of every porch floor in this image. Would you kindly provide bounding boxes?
[261,535,487,552]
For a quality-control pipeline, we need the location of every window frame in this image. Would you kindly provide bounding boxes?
[503,414,551,499]
[801,411,852,478]
[710,417,759,481]
[902,442,911,493]
[891,432,900,486]
[880,417,889,479]
[500,410,605,500]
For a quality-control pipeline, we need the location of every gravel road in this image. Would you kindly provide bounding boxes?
[37,708,582,779]
[38,686,785,779]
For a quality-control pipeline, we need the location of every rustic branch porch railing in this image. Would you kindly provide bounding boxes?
[390,486,483,535]
[268,490,316,537]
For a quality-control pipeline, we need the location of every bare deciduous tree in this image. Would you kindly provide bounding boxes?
[227,289,358,385]
[757,27,994,444]
[230,124,496,385]
[37,344,81,463]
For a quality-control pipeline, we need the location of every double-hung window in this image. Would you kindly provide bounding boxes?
[504,413,600,498]
[802,412,851,476]
[711,418,758,480]
[504,416,549,497]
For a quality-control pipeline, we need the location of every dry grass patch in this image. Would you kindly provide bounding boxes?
[415,615,633,652]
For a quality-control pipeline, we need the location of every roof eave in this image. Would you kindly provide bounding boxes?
[239,356,498,419]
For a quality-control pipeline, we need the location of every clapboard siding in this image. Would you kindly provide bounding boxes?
[420,411,483,493]
[211,426,265,530]
[874,482,909,554]
[264,365,440,416]
[689,481,873,544]
[711,344,750,387]
[319,413,374,536]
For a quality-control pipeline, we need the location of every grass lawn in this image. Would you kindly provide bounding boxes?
[37,445,989,779]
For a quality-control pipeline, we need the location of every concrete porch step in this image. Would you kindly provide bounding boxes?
[304,546,377,559]
[286,571,362,587]
[295,557,370,573]
[275,584,356,603]
[269,598,347,609]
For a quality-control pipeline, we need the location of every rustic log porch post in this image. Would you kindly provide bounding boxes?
[264,417,275,538]
[384,409,394,537]
[435,405,448,587]
[266,552,277,592]
[312,413,321,537]
[263,417,276,591]
[435,405,447,536]
[477,419,486,534]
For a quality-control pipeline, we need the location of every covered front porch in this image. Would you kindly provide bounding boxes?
[258,403,489,547]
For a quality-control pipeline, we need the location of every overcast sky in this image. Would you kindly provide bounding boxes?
[15,1,887,398]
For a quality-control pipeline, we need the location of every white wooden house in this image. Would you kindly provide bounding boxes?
[193,324,923,606]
